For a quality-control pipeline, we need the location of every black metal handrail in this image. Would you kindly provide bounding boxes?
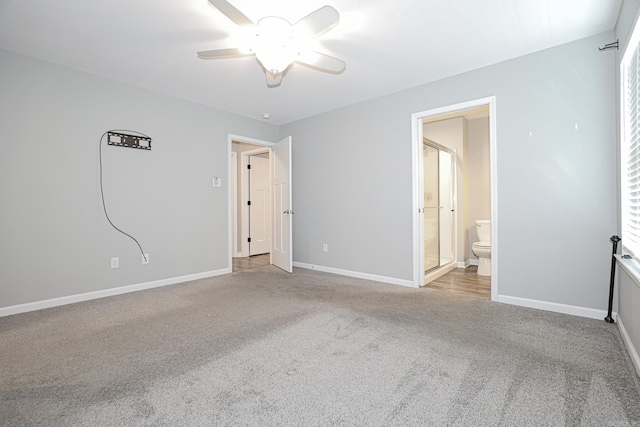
[605,235,621,323]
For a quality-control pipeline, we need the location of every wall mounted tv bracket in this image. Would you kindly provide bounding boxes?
[107,131,152,150]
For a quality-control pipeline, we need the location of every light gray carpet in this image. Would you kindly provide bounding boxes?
[1,266,639,426]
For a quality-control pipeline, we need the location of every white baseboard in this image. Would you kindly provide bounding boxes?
[499,296,639,378]
[457,259,474,268]
[293,262,415,288]
[468,259,479,266]
[497,294,615,321]
[618,317,640,378]
[0,268,232,318]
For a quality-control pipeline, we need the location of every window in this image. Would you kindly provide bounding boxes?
[622,20,640,258]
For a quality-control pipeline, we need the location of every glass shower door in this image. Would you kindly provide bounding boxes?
[423,141,455,274]
[423,144,440,272]
[438,150,454,266]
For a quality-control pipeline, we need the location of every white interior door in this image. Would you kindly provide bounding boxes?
[271,136,292,273]
[248,154,271,255]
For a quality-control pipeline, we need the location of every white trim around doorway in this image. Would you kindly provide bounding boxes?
[411,97,498,301]
[227,134,274,270]
[231,152,241,258]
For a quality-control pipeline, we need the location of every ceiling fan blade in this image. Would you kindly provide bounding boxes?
[293,5,339,39]
[208,0,254,27]
[197,48,254,59]
[266,73,282,88]
[296,51,346,74]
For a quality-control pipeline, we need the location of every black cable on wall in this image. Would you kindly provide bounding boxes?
[99,129,150,262]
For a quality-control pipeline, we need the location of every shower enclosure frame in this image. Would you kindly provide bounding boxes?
[422,138,457,282]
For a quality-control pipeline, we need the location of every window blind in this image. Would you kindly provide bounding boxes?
[623,37,640,258]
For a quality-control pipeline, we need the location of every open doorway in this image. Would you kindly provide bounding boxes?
[411,97,498,301]
[231,141,271,270]
[228,134,293,274]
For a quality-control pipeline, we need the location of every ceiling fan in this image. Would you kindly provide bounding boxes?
[197,0,346,87]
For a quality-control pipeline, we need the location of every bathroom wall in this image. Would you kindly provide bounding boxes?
[423,117,469,265]
[467,117,491,261]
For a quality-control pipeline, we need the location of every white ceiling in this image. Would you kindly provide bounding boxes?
[0,0,622,125]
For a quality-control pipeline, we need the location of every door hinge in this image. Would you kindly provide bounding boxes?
[248,237,252,243]
[247,200,251,206]
[247,164,251,169]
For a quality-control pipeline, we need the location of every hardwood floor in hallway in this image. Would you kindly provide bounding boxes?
[425,265,491,298]
[232,254,270,272]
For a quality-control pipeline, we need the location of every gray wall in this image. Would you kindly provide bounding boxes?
[281,31,617,310]
[0,49,278,308]
[0,28,621,315]
[615,0,640,369]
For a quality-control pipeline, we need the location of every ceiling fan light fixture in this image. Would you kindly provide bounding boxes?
[199,2,344,87]
[255,16,299,74]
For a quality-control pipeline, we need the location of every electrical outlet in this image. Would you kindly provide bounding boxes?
[323,243,328,253]
[111,257,119,269]
[142,253,149,265]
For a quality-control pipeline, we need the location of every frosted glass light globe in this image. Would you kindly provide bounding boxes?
[255,16,298,74]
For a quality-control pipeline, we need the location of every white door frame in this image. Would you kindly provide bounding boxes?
[231,152,240,257]
[241,147,270,257]
[411,96,498,301]
[228,134,274,269]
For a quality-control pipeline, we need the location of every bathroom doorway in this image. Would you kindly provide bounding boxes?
[411,97,498,301]
[423,140,456,276]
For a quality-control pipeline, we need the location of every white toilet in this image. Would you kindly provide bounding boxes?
[472,220,491,276]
